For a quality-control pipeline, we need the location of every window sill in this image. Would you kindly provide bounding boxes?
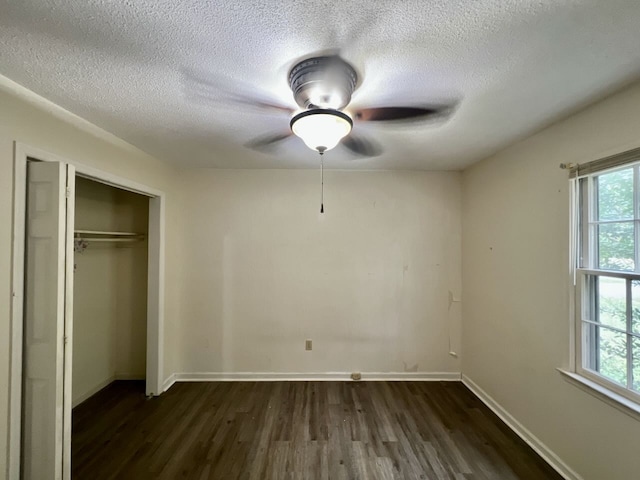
[557,369,640,422]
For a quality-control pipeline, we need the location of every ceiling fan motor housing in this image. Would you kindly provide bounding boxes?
[289,56,358,111]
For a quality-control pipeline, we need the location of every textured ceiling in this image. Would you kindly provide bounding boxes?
[1,1,640,170]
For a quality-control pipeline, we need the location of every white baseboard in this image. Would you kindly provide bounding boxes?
[170,371,461,383]
[114,373,145,381]
[72,376,116,408]
[162,373,176,392]
[72,374,146,407]
[462,374,582,480]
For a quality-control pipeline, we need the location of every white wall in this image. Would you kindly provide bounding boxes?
[72,178,148,406]
[0,79,181,476]
[177,169,462,376]
[462,81,640,479]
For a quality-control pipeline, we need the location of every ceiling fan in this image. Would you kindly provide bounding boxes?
[243,55,455,158]
[183,55,455,212]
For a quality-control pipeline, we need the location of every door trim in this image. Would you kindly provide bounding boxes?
[8,142,166,480]
[62,165,75,480]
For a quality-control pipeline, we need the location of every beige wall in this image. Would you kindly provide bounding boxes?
[462,81,640,479]
[112,187,149,380]
[72,178,148,405]
[5,68,640,479]
[0,82,181,475]
[177,169,462,375]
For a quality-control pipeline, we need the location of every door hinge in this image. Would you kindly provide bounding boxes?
[65,187,71,198]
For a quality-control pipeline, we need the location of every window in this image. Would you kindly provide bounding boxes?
[575,160,640,404]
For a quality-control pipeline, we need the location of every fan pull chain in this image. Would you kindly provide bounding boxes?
[316,147,327,213]
[320,153,324,213]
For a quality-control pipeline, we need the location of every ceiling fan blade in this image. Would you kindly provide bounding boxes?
[224,95,294,114]
[182,68,295,115]
[354,106,447,122]
[245,132,292,152]
[341,134,383,158]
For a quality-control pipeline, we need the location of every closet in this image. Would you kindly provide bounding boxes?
[15,155,163,480]
[71,176,149,407]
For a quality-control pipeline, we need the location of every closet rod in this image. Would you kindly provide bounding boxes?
[76,238,141,243]
[74,229,142,237]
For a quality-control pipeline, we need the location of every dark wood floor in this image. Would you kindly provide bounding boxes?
[72,381,562,480]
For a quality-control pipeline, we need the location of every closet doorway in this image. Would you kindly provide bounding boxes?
[72,177,149,405]
[9,143,165,480]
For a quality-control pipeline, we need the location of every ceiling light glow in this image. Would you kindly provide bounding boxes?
[290,109,353,153]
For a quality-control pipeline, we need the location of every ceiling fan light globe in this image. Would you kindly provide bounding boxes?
[290,109,353,153]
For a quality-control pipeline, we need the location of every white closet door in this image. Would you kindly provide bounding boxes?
[22,161,73,480]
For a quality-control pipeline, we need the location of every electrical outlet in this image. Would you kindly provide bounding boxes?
[351,372,362,381]
[305,339,312,351]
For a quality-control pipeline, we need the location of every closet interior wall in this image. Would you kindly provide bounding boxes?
[72,176,149,406]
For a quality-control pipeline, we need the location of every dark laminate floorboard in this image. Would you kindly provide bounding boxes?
[72,381,563,480]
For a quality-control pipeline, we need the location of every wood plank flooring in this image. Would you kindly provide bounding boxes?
[72,381,562,479]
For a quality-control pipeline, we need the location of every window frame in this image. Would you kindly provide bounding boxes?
[574,163,640,406]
